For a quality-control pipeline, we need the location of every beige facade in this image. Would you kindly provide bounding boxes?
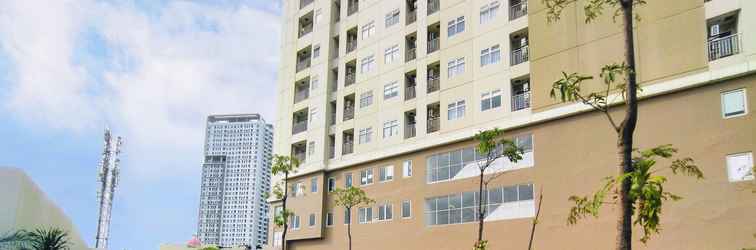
[272,0,756,249]
[0,167,90,250]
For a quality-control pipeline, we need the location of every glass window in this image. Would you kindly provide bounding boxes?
[360,91,374,108]
[344,209,351,224]
[326,212,334,226]
[448,16,466,37]
[361,21,375,39]
[358,207,373,223]
[383,82,399,99]
[384,44,400,64]
[479,1,500,24]
[515,133,533,152]
[726,152,754,182]
[311,177,318,193]
[358,127,373,144]
[385,9,400,27]
[403,160,413,177]
[518,184,534,200]
[345,173,353,187]
[721,89,747,118]
[447,100,466,120]
[402,200,412,218]
[328,177,335,192]
[309,213,316,226]
[360,168,374,185]
[383,120,399,138]
[379,165,394,181]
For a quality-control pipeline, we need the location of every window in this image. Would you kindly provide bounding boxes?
[480,45,501,66]
[308,141,316,156]
[383,120,399,138]
[326,212,334,226]
[309,213,316,227]
[481,89,502,111]
[403,160,413,177]
[313,44,321,58]
[402,200,412,218]
[315,8,323,24]
[426,134,533,183]
[447,16,466,37]
[447,57,465,78]
[328,177,336,192]
[344,209,351,224]
[345,173,353,187]
[360,168,374,185]
[515,133,534,152]
[358,207,373,223]
[726,152,754,182]
[292,182,305,197]
[447,100,466,120]
[383,81,399,99]
[721,89,747,118]
[379,165,394,182]
[480,1,500,24]
[309,107,318,124]
[384,45,400,64]
[358,127,373,144]
[311,177,318,193]
[385,9,400,27]
[361,21,376,39]
[290,215,301,229]
[311,75,319,90]
[425,183,534,226]
[360,55,376,73]
[360,91,374,108]
[378,204,393,220]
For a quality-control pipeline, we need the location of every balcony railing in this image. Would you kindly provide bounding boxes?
[298,23,313,38]
[708,34,740,61]
[329,112,336,125]
[406,47,417,62]
[427,38,440,54]
[342,141,354,155]
[512,92,531,111]
[509,2,528,21]
[299,0,314,9]
[347,3,359,16]
[345,72,356,86]
[407,9,417,24]
[511,45,529,66]
[343,106,355,121]
[296,59,311,72]
[404,124,416,139]
[292,120,308,134]
[426,117,440,133]
[293,152,306,164]
[405,86,416,100]
[346,40,358,53]
[328,146,335,159]
[294,89,309,103]
[427,76,440,93]
[427,0,439,15]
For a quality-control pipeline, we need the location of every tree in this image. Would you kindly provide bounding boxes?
[270,155,301,250]
[544,1,704,249]
[472,128,524,250]
[25,228,72,250]
[0,230,30,249]
[333,186,374,250]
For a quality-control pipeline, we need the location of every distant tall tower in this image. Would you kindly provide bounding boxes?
[95,129,122,249]
[197,114,274,248]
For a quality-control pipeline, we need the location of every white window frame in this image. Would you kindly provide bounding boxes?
[382,120,399,138]
[361,55,376,73]
[721,88,748,118]
[447,16,466,37]
[314,8,323,24]
[378,203,393,221]
[447,100,466,120]
[379,165,394,182]
[291,215,301,229]
[447,57,465,78]
[313,44,321,58]
[358,127,372,144]
[479,1,500,24]
[401,200,412,219]
[309,213,316,227]
[360,168,374,185]
[726,152,754,182]
[480,45,501,66]
[308,141,316,156]
[310,75,319,90]
[385,9,400,27]
[360,91,374,108]
[403,160,413,178]
[481,89,502,111]
[361,21,376,40]
[309,107,318,124]
[383,81,399,99]
[384,44,400,64]
[326,212,334,226]
[358,207,373,224]
[327,177,336,192]
[310,176,318,193]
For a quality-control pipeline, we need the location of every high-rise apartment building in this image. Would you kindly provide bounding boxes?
[197,114,274,248]
[269,0,755,249]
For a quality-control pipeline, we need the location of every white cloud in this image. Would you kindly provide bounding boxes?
[0,0,281,178]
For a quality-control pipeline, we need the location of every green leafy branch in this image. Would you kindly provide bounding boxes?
[567,145,703,243]
[544,0,647,24]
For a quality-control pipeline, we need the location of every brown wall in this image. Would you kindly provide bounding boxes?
[275,74,756,250]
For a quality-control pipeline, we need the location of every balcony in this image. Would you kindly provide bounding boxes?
[342,141,354,155]
[345,72,356,86]
[293,152,306,164]
[511,45,529,66]
[346,40,358,53]
[347,1,359,16]
[294,88,309,103]
[427,38,439,54]
[404,124,416,139]
[427,0,439,15]
[405,86,416,100]
[405,48,417,62]
[427,77,440,93]
[407,9,417,24]
[708,33,740,61]
[426,117,440,133]
[292,120,308,134]
[300,0,314,9]
[330,112,337,125]
[343,106,355,121]
[512,92,531,111]
[298,23,313,38]
[509,1,528,21]
[296,60,311,72]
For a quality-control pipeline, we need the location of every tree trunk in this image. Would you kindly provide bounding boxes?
[617,1,639,250]
[528,191,543,250]
[347,213,353,250]
[477,171,485,245]
[281,173,289,250]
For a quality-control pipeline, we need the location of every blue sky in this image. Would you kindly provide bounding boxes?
[0,1,281,249]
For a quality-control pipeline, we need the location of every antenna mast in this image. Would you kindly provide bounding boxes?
[95,129,122,249]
